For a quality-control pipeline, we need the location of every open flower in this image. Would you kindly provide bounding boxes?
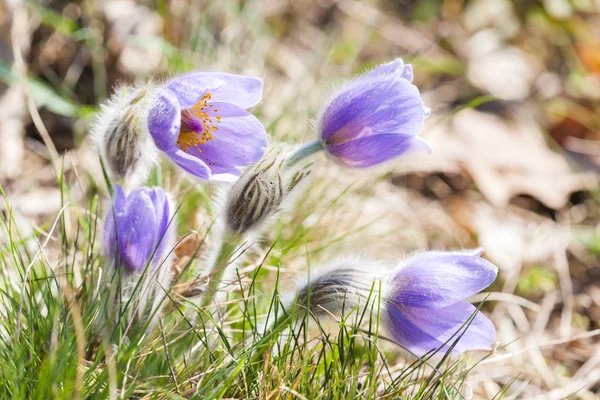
[147,72,268,182]
[104,185,174,272]
[383,249,497,356]
[317,59,432,168]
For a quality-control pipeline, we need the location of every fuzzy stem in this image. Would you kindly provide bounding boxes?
[200,231,242,308]
[285,140,324,168]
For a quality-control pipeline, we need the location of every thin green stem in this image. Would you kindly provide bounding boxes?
[285,140,324,168]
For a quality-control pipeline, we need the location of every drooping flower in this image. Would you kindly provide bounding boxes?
[147,72,268,182]
[383,249,497,356]
[286,249,497,358]
[93,84,157,185]
[102,184,175,334]
[317,59,432,168]
[103,185,174,272]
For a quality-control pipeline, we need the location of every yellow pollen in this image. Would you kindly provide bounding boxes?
[176,92,222,152]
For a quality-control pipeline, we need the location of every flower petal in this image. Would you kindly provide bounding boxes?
[114,184,127,209]
[185,103,267,176]
[143,187,172,260]
[103,185,127,261]
[363,58,405,80]
[165,148,211,180]
[321,76,426,145]
[116,190,158,272]
[148,88,181,151]
[326,134,432,168]
[165,74,224,109]
[171,72,263,109]
[391,251,498,309]
[385,301,495,356]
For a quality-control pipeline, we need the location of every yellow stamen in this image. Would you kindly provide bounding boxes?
[176,92,222,152]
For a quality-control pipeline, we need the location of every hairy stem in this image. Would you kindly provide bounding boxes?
[200,232,242,308]
[285,140,324,168]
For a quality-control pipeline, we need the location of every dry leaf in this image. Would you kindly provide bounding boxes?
[402,109,598,209]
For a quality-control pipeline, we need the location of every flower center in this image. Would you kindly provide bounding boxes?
[176,93,222,152]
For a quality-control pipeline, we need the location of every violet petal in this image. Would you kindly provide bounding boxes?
[115,190,158,272]
[321,76,426,145]
[392,251,498,309]
[170,72,263,109]
[184,103,267,175]
[326,134,432,168]
[385,301,495,356]
[165,75,224,109]
[165,148,211,180]
[148,88,182,151]
[363,58,405,80]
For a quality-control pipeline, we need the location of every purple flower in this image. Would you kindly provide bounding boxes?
[147,72,268,182]
[103,185,174,273]
[318,59,432,168]
[384,249,497,356]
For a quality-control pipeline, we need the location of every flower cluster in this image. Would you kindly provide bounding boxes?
[92,60,499,359]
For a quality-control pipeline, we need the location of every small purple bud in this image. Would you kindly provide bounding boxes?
[103,185,174,273]
[317,59,432,168]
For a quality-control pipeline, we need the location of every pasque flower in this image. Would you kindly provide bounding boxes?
[287,249,497,358]
[147,72,268,182]
[383,249,497,356]
[317,59,432,168]
[102,185,175,334]
[104,185,174,272]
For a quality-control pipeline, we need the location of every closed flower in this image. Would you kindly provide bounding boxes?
[317,59,432,168]
[383,249,497,356]
[102,185,175,334]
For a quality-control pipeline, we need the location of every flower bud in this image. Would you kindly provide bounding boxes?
[292,256,386,317]
[224,145,312,235]
[317,59,432,168]
[101,184,175,335]
[93,85,157,185]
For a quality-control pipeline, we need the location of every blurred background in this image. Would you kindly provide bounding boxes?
[1,0,600,397]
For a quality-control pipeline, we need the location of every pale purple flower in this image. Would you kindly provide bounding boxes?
[103,185,174,272]
[147,72,268,182]
[384,249,497,356]
[318,59,432,168]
